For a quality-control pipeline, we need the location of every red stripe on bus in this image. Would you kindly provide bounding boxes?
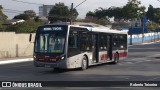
[118,52,128,58]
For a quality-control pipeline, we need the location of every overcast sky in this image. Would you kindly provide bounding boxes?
[0,0,160,19]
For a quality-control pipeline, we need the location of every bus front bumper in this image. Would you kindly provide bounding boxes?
[33,60,67,69]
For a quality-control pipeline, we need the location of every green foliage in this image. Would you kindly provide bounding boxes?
[5,20,43,33]
[86,0,145,21]
[48,2,78,22]
[14,14,30,20]
[13,10,36,20]
[122,0,145,20]
[24,10,36,18]
[93,18,110,26]
[147,23,159,31]
[34,16,40,22]
[146,5,154,21]
[85,8,111,25]
[86,11,95,17]
[146,5,160,24]
[0,5,8,21]
[0,5,7,31]
[0,22,3,29]
[153,8,160,23]
[105,7,124,20]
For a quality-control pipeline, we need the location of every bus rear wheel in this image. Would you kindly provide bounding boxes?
[81,56,88,70]
[113,53,119,64]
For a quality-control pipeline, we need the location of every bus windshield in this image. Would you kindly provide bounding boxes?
[34,26,67,53]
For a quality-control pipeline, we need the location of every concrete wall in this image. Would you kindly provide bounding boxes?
[0,32,35,58]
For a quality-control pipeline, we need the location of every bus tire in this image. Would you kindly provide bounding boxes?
[113,53,119,64]
[81,56,88,70]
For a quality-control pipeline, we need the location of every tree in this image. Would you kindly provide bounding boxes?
[86,11,95,17]
[146,5,160,23]
[106,6,124,21]
[153,8,160,23]
[94,7,106,19]
[13,10,36,20]
[122,0,145,20]
[48,2,78,23]
[0,5,8,21]
[85,9,110,26]
[0,5,8,30]
[14,14,30,20]
[146,5,154,21]
[24,10,36,18]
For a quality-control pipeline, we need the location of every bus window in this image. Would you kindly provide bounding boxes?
[80,32,92,51]
[68,31,78,48]
[99,34,108,51]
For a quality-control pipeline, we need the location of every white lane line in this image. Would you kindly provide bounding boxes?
[146,60,152,61]
[126,62,133,64]
[0,58,33,65]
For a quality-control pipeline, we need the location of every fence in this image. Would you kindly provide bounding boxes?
[128,32,160,45]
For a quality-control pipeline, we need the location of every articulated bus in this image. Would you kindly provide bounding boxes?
[31,24,128,70]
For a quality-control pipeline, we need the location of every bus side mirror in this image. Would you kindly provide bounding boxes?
[29,33,32,42]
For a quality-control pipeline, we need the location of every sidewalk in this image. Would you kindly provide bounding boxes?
[0,56,33,65]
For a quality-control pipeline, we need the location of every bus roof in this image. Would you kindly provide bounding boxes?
[69,25,128,34]
[41,23,128,34]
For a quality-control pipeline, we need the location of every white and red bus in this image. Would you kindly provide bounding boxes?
[31,24,128,70]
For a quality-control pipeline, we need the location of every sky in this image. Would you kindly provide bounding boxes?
[0,0,160,19]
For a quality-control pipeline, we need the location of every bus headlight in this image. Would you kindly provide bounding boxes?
[61,56,64,60]
[33,54,37,59]
[56,56,65,61]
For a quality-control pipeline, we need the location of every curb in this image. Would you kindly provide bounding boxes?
[0,58,33,65]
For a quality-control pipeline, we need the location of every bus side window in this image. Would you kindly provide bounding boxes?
[80,32,91,51]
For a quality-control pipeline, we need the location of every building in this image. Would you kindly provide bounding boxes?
[39,5,54,17]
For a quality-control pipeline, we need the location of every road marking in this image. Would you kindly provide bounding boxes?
[0,58,33,65]
[146,60,151,61]
[126,62,133,64]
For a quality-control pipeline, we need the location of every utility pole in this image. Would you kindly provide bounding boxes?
[70,0,87,24]
[70,3,73,24]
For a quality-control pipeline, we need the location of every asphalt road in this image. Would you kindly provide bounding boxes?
[0,42,160,90]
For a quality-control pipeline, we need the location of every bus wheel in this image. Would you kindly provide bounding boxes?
[113,53,119,64]
[81,56,88,70]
